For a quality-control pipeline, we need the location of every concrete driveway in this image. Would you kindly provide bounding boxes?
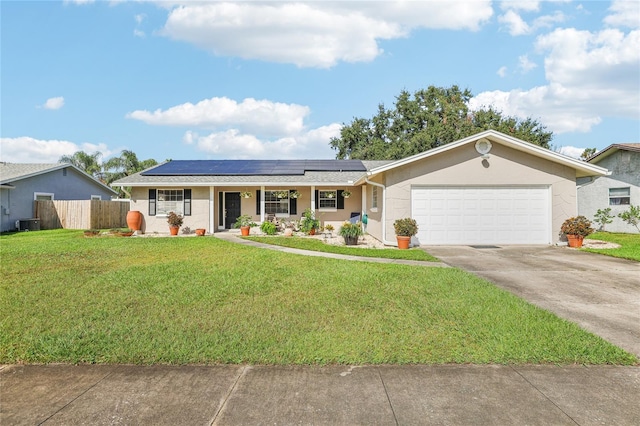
[425,245,640,357]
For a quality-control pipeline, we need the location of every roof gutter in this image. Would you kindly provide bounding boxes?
[364,178,396,246]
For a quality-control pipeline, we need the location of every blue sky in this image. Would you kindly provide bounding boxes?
[1,0,638,164]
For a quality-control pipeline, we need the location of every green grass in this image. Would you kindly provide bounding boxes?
[244,235,438,262]
[1,230,636,365]
[583,232,640,261]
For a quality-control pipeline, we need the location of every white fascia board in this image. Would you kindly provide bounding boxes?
[115,181,361,187]
[365,130,610,178]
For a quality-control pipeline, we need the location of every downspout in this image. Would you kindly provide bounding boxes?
[364,178,396,246]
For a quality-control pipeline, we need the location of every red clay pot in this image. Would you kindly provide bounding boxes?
[240,226,250,236]
[567,235,584,248]
[169,226,179,236]
[126,210,142,231]
[396,235,411,250]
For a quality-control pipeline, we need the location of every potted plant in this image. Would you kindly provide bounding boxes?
[560,216,594,248]
[167,211,183,236]
[338,221,362,245]
[240,191,252,199]
[234,214,257,236]
[195,228,206,236]
[290,190,302,199]
[324,224,334,236]
[300,208,319,235]
[341,190,351,199]
[393,218,418,249]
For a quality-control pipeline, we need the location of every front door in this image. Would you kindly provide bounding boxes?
[224,192,241,229]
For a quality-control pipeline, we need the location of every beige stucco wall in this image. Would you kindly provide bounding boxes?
[371,143,577,244]
[129,185,362,234]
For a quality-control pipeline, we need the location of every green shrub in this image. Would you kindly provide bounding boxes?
[393,218,418,236]
[560,216,594,237]
[260,221,278,235]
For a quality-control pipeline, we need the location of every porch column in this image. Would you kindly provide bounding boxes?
[209,186,215,233]
[260,186,265,222]
[311,185,316,211]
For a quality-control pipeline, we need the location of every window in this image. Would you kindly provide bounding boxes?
[318,190,337,210]
[371,186,378,210]
[265,190,289,216]
[91,195,101,200]
[609,187,630,205]
[34,192,54,201]
[157,189,184,215]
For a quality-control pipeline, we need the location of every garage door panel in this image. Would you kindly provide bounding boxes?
[412,187,550,245]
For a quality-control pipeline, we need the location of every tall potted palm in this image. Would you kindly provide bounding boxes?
[393,218,418,249]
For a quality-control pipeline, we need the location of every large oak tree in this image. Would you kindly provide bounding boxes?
[330,85,553,160]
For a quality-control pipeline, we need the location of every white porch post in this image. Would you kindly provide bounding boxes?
[311,185,316,211]
[260,186,265,222]
[209,186,215,233]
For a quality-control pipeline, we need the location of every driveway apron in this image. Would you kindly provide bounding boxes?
[425,245,640,357]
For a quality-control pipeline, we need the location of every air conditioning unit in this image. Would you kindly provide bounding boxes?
[19,219,40,231]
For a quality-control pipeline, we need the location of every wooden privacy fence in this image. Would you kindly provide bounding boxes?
[35,200,130,230]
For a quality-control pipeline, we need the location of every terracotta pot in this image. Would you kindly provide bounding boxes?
[169,226,179,236]
[284,228,294,237]
[396,235,411,250]
[567,234,584,248]
[240,226,250,236]
[126,210,142,231]
[309,228,316,236]
[195,228,206,236]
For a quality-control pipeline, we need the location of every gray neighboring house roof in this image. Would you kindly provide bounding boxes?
[113,160,387,187]
[0,162,118,195]
[586,143,640,163]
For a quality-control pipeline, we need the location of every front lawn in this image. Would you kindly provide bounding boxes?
[1,230,635,365]
[584,232,640,261]
[244,236,438,261]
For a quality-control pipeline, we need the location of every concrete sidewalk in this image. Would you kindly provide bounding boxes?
[2,364,638,425]
[213,232,449,268]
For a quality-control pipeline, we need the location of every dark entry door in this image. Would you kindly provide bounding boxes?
[225,192,241,229]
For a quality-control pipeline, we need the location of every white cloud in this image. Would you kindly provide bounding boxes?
[127,97,310,136]
[517,54,537,73]
[500,1,540,12]
[183,124,340,160]
[134,29,145,38]
[0,137,112,163]
[499,10,531,35]
[497,66,508,77]
[42,96,65,110]
[63,0,95,4]
[604,0,640,29]
[470,28,640,133]
[159,1,493,68]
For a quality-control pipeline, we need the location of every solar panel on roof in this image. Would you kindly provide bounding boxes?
[141,160,366,176]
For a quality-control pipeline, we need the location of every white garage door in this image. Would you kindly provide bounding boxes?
[411,187,550,245]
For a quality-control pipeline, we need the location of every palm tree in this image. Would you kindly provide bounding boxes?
[59,151,104,181]
[104,150,158,198]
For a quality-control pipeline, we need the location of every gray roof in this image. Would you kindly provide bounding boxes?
[587,143,640,163]
[0,162,118,194]
[112,159,391,187]
[113,170,368,186]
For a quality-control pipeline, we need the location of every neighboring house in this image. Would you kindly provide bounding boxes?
[113,130,608,245]
[578,143,640,233]
[0,163,118,232]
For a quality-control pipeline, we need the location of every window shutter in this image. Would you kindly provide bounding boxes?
[337,189,345,210]
[149,189,157,216]
[289,189,297,215]
[184,189,192,216]
[256,190,261,215]
[218,192,223,226]
[315,190,319,209]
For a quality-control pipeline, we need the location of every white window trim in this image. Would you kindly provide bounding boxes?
[318,189,337,211]
[157,188,184,216]
[91,195,102,200]
[264,190,290,217]
[34,192,54,201]
[371,186,378,211]
[609,187,631,206]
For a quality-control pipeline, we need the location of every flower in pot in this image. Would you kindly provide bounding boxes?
[393,218,418,249]
[324,224,335,236]
[290,190,302,199]
[240,191,252,199]
[341,190,351,199]
[167,211,183,236]
[234,214,257,236]
[300,208,320,235]
[560,216,593,248]
[338,221,363,245]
